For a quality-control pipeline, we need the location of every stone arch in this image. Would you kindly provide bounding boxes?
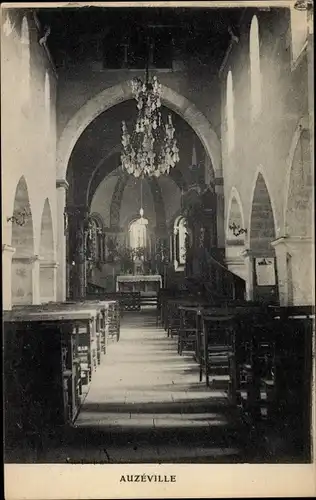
[249,171,278,302]
[225,188,246,282]
[284,121,312,237]
[226,187,246,244]
[86,145,188,209]
[11,176,35,305]
[86,145,121,207]
[249,171,276,251]
[56,82,221,181]
[39,198,56,303]
[89,212,105,232]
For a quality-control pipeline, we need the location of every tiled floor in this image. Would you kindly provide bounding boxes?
[6,308,304,463]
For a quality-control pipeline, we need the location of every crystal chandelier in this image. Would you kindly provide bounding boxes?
[121,74,180,178]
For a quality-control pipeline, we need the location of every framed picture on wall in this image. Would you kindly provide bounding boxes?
[255,257,276,286]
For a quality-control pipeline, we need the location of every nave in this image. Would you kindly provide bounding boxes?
[5,307,309,465]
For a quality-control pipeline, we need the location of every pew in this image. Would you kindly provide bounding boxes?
[87,291,141,314]
[13,302,103,378]
[3,307,98,450]
[229,304,314,459]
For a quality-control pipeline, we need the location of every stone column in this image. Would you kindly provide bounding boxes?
[2,244,15,310]
[272,236,314,306]
[31,255,43,305]
[215,177,225,250]
[56,179,69,302]
[241,248,254,301]
[225,255,247,282]
[67,205,89,299]
[40,261,59,303]
[173,227,179,270]
[11,255,41,306]
[270,238,290,306]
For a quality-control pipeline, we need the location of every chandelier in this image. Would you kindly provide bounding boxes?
[121,72,180,178]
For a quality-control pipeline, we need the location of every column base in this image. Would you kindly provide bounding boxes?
[2,244,16,310]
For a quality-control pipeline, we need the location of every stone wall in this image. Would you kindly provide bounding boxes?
[2,9,58,308]
[221,7,314,304]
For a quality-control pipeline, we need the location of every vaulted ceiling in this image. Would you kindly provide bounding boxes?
[37,6,242,70]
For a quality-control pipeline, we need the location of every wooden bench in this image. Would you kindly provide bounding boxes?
[85,295,121,341]
[87,291,141,313]
[3,307,97,449]
[12,303,100,383]
[231,305,314,459]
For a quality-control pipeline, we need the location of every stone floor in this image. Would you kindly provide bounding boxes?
[70,309,248,464]
[5,308,307,463]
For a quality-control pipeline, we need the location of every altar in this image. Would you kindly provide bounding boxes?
[116,275,162,294]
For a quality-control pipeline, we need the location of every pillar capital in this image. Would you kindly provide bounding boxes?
[241,248,252,259]
[2,244,16,255]
[12,254,43,265]
[271,235,313,250]
[225,256,245,267]
[40,260,59,269]
[56,179,69,190]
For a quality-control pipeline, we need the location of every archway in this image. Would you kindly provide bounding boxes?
[56,82,221,181]
[285,127,312,237]
[60,84,221,299]
[11,176,34,305]
[282,126,313,305]
[225,189,247,281]
[39,198,55,303]
[249,172,278,302]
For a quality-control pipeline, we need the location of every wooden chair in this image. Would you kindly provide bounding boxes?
[178,307,198,355]
[167,301,181,338]
[200,312,237,390]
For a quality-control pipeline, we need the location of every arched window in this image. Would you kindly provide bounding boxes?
[129,215,148,251]
[44,71,51,133]
[21,16,30,105]
[173,216,187,271]
[226,70,235,153]
[250,16,262,119]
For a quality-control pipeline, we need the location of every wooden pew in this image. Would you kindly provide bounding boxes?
[13,302,102,377]
[230,304,314,459]
[85,295,121,341]
[87,291,141,314]
[3,308,97,450]
[63,299,118,358]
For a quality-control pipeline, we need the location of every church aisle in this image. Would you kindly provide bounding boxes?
[34,309,253,463]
